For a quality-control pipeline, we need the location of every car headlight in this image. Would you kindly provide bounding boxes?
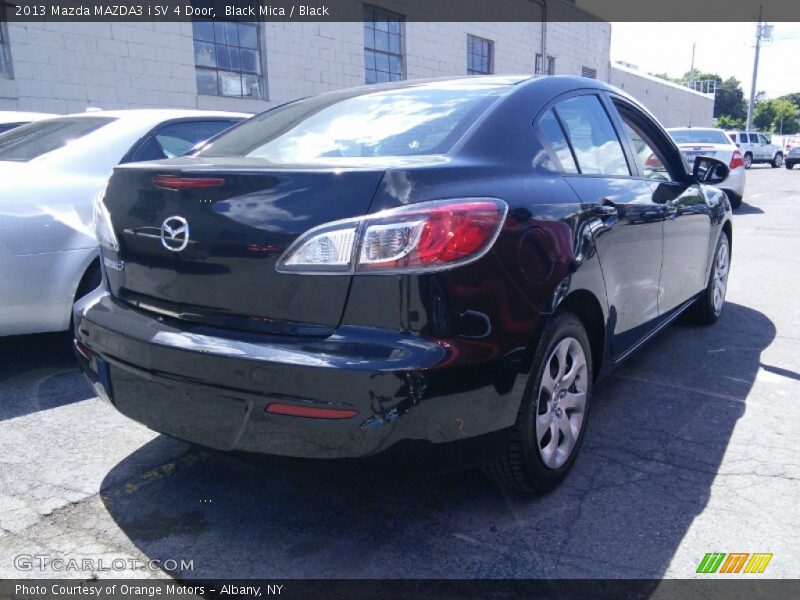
[93,187,118,252]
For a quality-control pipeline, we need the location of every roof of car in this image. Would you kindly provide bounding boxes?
[61,109,252,120]
[0,111,58,124]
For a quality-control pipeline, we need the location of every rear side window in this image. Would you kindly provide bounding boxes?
[749,133,759,143]
[0,117,115,162]
[127,119,241,162]
[727,133,736,143]
[554,95,629,176]
[537,109,578,173]
[740,133,748,143]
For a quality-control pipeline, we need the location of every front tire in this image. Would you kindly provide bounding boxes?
[772,153,784,168]
[687,232,730,326]
[787,161,795,170]
[486,312,592,494]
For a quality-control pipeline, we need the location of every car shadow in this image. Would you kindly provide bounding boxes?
[100,302,772,580]
[733,201,764,215]
[0,331,94,422]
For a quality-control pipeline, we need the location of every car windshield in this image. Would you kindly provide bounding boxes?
[669,129,731,145]
[199,80,516,162]
[0,117,116,162]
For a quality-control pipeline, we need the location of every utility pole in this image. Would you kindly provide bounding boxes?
[689,42,696,91]
[746,5,763,131]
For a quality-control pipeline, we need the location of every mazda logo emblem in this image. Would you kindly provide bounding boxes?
[160,216,190,252]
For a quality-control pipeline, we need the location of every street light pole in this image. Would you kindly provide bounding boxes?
[746,5,763,131]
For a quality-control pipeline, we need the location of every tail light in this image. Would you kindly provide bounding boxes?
[152,175,225,190]
[277,198,507,274]
[644,153,663,169]
[729,150,745,170]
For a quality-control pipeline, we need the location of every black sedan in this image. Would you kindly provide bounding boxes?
[75,76,733,493]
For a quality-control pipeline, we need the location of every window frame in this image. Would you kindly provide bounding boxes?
[467,34,494,76]
[608,93,689,184]
[192,20,265,100]
[363,4,406,84]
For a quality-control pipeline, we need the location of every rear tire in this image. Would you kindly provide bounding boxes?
[743,153,753,169]
[771,153,784,168]
[687,232,730,326]
[725,191,742,209]
[485,312,592,494]
[787,162,795,170]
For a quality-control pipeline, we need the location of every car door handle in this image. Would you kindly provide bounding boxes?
[591,204,617,217]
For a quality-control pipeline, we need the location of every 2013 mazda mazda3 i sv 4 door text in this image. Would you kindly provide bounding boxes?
[75,76,733,493]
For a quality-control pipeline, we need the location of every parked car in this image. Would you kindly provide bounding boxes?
[0,111,57,134]
[668,127,746,208]
[75,76,733,493]
[726,130,783,168]
[0,109,249,337]
[785,146,800,169]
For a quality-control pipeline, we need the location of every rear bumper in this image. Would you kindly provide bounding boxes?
[73,290,524,459]
[720,166,746,198]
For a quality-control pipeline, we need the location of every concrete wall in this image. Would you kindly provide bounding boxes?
[0,8,612,115]
[609,64,715,128]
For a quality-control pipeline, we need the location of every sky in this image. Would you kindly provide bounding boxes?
[610,22,800,99]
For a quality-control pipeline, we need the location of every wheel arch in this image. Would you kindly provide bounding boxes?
[553,289,606,382]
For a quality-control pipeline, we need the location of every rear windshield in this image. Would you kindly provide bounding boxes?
[669,129,731,145]
[199,82,512,162]
[0,117,115,162]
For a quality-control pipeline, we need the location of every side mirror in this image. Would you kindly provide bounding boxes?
[693,156,730,185]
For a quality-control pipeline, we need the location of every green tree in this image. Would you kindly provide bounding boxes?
[772,98,799,134]
[716,114,744,130]
[752,98,800,134]
[753,100,777,131]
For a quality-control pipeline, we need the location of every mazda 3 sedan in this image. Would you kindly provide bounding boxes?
[74,76,733,493]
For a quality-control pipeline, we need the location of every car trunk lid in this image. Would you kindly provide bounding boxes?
[102,157,386,336]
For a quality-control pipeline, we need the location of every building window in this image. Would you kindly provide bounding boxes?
[467,35,493,75]
[535,54,556,75]
[192,21,263,99]
[0,22,10,77]
[364,5,405,84]
[581,66,597,79]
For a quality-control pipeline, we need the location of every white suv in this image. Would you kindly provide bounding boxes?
[726,131,784,169]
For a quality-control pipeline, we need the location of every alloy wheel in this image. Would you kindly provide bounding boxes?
[535,337,588,469]
[744,154,752,169]
[774,154,784,167]
[713,239,730,314]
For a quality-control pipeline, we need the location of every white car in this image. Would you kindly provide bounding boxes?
[668,127,746,209]
[0,111,57,134]
[0,109,249,337]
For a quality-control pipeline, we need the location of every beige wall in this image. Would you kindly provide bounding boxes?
[609,64,715,128]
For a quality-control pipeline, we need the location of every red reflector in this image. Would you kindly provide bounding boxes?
[152,175,225,190]
[729,150,745,170]
[73,339,94,360]
[265,403,358,419]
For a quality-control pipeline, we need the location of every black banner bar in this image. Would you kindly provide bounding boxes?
[2,579,800,600]
[1,0,799,22]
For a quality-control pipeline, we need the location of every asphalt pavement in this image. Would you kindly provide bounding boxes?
[1,165,798,580]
